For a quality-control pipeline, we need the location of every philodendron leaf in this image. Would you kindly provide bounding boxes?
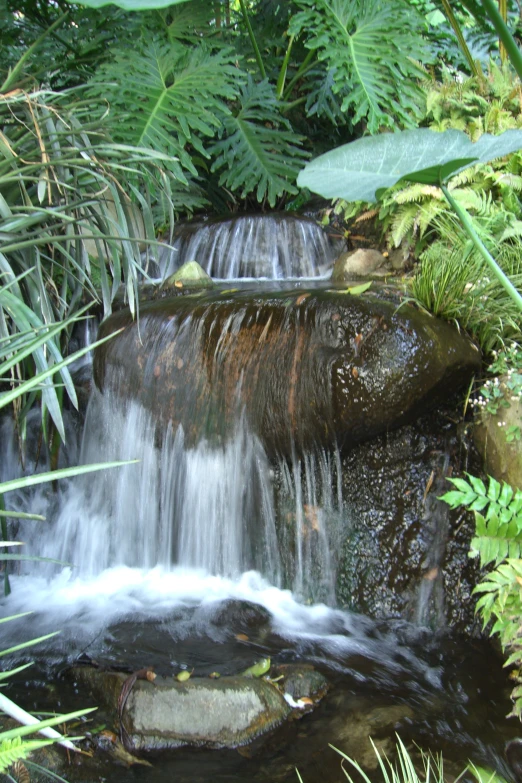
[298,128,522,203]
[69,0,189,7]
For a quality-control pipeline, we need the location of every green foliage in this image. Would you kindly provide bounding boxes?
[410,216,522,353]
[289,0,430,133]
[0,615,95,779]
[331,735,447,783]
[440,475,522,719]
[0,736,53,774]
[88,40,241,180]
[209,79,308,207]
[0,85,178,439]
[335,64,522,252]
[471,343,522,442]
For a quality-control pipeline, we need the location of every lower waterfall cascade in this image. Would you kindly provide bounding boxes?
[0,215,517,783]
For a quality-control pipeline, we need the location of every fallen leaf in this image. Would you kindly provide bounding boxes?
[174,280,183,288]
[235,633,249,642]
[352,367,359,379]
[345,282,372,295]
[242,658,271,678]
[296,294,310,305]
[208,672,221,679]
[423,568,439,581]
[176,670,192,682]
[423,470,435,502]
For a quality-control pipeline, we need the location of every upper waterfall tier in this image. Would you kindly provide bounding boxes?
[154,214,344,280]
[94,285,481,458]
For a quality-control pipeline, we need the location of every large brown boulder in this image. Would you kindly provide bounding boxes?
[93,286,480,457]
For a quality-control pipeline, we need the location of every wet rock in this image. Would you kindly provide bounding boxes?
[332,249,390,280]
[271,663,330,712]
[73,668,291,751]
[474,386,522,490]
[93,286,481,458]
[210,599,272,634]
[332,415,482,630]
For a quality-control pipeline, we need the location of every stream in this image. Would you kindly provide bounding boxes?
[0,215,519,783]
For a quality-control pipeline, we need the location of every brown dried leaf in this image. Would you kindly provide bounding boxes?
[12,760,30,783]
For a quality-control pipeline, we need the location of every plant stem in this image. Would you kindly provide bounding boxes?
[441,184,522,311]
[481,0,522,80]
[276,34,294,99]
[238,0,266,80]
[283,50,315,101]
[440,0,481,78]
[0,13,69,93]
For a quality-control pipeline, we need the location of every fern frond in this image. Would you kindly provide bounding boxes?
[393,183,442,205]
[289,0,430,132]
[416,200,447,237]
[209,78,308,207]
[494,172,522,192]
[0,736,53,773]
[389,204,418,248]
[89,40,242,177]
[453,188,495,216]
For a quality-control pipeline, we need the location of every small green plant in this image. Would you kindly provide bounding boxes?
[441,474,522,718]
[297,735,507,783]
[471,343,522,442]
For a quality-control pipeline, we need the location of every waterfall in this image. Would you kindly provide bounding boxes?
[36,390,281,584]
[156,214,344,279]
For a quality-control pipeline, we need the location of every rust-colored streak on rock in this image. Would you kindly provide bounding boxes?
[288,327,306,437]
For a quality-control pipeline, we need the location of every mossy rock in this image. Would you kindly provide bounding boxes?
[474,382,522,491]
[162,261,215,289]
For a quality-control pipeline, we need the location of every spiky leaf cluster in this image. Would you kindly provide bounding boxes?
[289,0,430,133]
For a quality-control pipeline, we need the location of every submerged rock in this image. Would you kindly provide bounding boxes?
[94,286,481,457]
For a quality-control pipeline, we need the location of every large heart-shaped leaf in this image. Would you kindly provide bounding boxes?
[298,128,522,202]
[68,0,190,8]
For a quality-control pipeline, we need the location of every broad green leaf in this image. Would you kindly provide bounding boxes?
[345,282,373,295]
[297,128,522,203]
[210,79,308,207]
[68,0,190,7]
[289,0,430,133]
[242,658,271,677]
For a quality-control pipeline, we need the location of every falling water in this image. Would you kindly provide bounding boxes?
[36,390,281,583]
[156,213,344,279]
[0,214,513,783]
